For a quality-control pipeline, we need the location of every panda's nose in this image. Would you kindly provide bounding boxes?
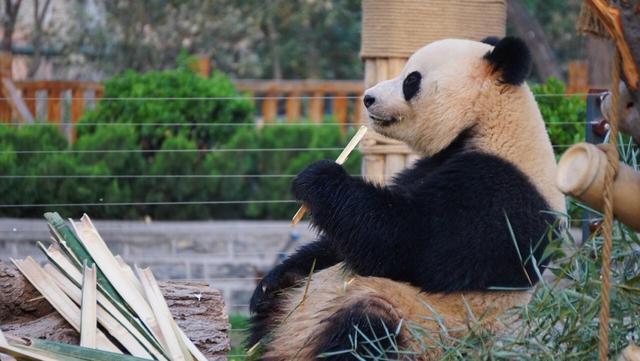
[363,95,375,109]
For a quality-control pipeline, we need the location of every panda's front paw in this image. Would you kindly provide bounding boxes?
[249,267,304,313]
[292,160,348,203]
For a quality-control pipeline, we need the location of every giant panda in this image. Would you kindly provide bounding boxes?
[248,36,565,360]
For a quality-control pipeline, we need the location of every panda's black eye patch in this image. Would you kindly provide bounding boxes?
[403,71,421,101]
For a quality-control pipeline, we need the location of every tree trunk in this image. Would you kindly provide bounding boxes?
[0,261,230,361]
[507,0,563,81]
[27,0,52,78]
[587,37,614,89]
[1,0,21,52]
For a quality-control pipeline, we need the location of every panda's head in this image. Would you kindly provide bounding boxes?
[363,37,533,156]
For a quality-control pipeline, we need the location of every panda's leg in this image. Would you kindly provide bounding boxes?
[312,297,406,360]
[247,236,342,348]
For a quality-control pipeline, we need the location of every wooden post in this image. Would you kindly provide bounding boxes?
[352,96,362,131]
[567,60,589,95]
[0,51,12,122]
[23,88,36,119]
[309,91,324,123]
[333,93,348,134]
[286,92,301,122]
[191,54,210,77]
[47,89,61,125]
[360,57,411,185]
[360,0,506,184]
[70,88,85,142]
[262,91,278,123]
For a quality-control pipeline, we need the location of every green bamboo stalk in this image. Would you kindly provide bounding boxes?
[13,338,153,361]
[37,242,168,360]
[44,212,125,307]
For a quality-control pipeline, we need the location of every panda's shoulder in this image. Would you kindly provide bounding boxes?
[413,150,525,180]
[404,150,537,197]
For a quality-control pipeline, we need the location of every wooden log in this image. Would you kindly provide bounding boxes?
[0,261,230,361]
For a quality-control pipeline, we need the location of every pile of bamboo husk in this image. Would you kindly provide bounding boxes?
[0,213,213,361]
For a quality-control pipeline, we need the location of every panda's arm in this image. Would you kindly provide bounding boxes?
[250,236,341,312]
[292,160,419,277]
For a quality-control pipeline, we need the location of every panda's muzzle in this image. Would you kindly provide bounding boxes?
[369,114,398,127]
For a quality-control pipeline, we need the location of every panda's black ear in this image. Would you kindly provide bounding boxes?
[483,36,532,85]
[480,36,500,46]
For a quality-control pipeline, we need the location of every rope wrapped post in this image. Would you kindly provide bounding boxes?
[598,49,621,361]
[359,0,506,184]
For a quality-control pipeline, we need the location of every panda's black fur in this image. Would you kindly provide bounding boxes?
[483,36,532,85]
[249,131,556,346]
[248,36,556,357]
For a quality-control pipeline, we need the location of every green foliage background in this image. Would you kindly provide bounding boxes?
[0,67,360,220]
[531,77,585,151]
[0,74,583,220]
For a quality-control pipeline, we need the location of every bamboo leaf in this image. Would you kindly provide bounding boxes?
[15,338,154,361]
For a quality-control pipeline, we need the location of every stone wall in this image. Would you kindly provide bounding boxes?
[0,218,317,315]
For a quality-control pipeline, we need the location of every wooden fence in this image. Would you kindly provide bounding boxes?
[0,80,103,140]
[233,79,364,132]
[0,79,365,139]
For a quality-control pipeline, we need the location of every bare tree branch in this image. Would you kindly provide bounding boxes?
[1,0,22,52]
[27,0,52,78]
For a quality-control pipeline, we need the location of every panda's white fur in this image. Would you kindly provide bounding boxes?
[366,38,563,212]
[252,38,565,360]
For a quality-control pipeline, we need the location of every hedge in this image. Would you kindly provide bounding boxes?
[0,75,584,220]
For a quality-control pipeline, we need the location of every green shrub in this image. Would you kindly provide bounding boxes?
[531,77,586,154]
[204,123,361,219]
[73,125,145,219]
[0,76,589,220]
[0,125,112,218]
[78,67,255,149]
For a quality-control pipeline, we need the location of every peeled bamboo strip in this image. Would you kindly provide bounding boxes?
[71,215,164,343]
[115,255,144,295]
[11,257,121,354]
[44,264,155,360]
[0,328,7,347]
[41,245,167,361]
[136,267,189,361]
[174,327,209,361]
[80,265,97,349]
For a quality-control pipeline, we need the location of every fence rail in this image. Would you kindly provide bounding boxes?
[233,79,364,130]
[0,79,365,138]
